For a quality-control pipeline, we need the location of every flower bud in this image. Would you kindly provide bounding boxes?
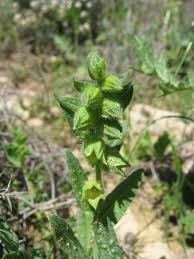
[82,85,103,108]
[101,74,122,93]
[86,51,106,81]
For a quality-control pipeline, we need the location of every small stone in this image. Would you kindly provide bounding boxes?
[0,76,9,84]
[50,106,60,117]
[28,118,43,128]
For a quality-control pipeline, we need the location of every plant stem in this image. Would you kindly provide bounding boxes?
[96,163,102,186]
[175,42,192,76]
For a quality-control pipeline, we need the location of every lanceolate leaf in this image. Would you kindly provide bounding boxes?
[0,221,19,252]
[49,215,88,259]
[64,149,87,208]
[93,220,124,259]
[95,169,143,224]
[128,34,154,74]
[3,251,30,259]
[154,54,179,88]
[77,210,94,254]
[154,54,170,84]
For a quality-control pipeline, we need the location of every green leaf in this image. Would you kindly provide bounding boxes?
[49,215,88,259]
[154,54,179,88]
[95,169,143,224]
[101,75,122,93]
[93,220,124,259]
[117,79,134,110]
[84,136,104,166]
[53,35,73,53]
[56,95,80,115]
[2,130,30,169]
[77,210,94,254]
[73,107,96,131]
[86,51,106,81]
[56,95,81,127]
[128,34,154,74]
[64,149,87,208]
[73,79,97,92]
[102,98,123,120]
[106,152,130,174]
[154,54,170,83]
[0,221,19,252]
[82,85,103,108]
[103,121,123,147]
[179,213,194,235]
[55,95,80,126]
[3,251,30,259]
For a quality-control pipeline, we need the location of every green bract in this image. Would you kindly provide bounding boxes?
[84,136,104,166]
[73,107,95,131]
[82,180,104,208]
[53,51,143,259]
[102,98,123,119]
[101,74,122,93]
[106,152,130,174]
[56,51,134,170]
[86,51,106,81]
[55,95,80,115]
[56,51,134,172]
[73,79,97,92]
[82,85,103,108]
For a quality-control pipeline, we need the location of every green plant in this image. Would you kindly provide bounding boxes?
[0,0,18,53]
[2,129,30,169]
[49,51,143,258]
[128,34,194,96]
[157,139,194,253]
[0,219,29,258]
[1,129,48,202]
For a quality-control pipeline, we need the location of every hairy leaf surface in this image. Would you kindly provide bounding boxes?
[86,51,106,81]
[0,221,18,252]
[49,215,87,259]
[64,149,87,208]
[95,169,143,224]
[93,220,124,259]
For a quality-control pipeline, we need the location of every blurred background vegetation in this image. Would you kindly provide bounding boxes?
[0,0,194,258]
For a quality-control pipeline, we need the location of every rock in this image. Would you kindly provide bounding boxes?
[139,242,175,259]
[27,118,43,128]
[130,104,194,141]
[0,76,9,84]
[114,186,183,258]
[50,106,60,117]
[22,98,31,109]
